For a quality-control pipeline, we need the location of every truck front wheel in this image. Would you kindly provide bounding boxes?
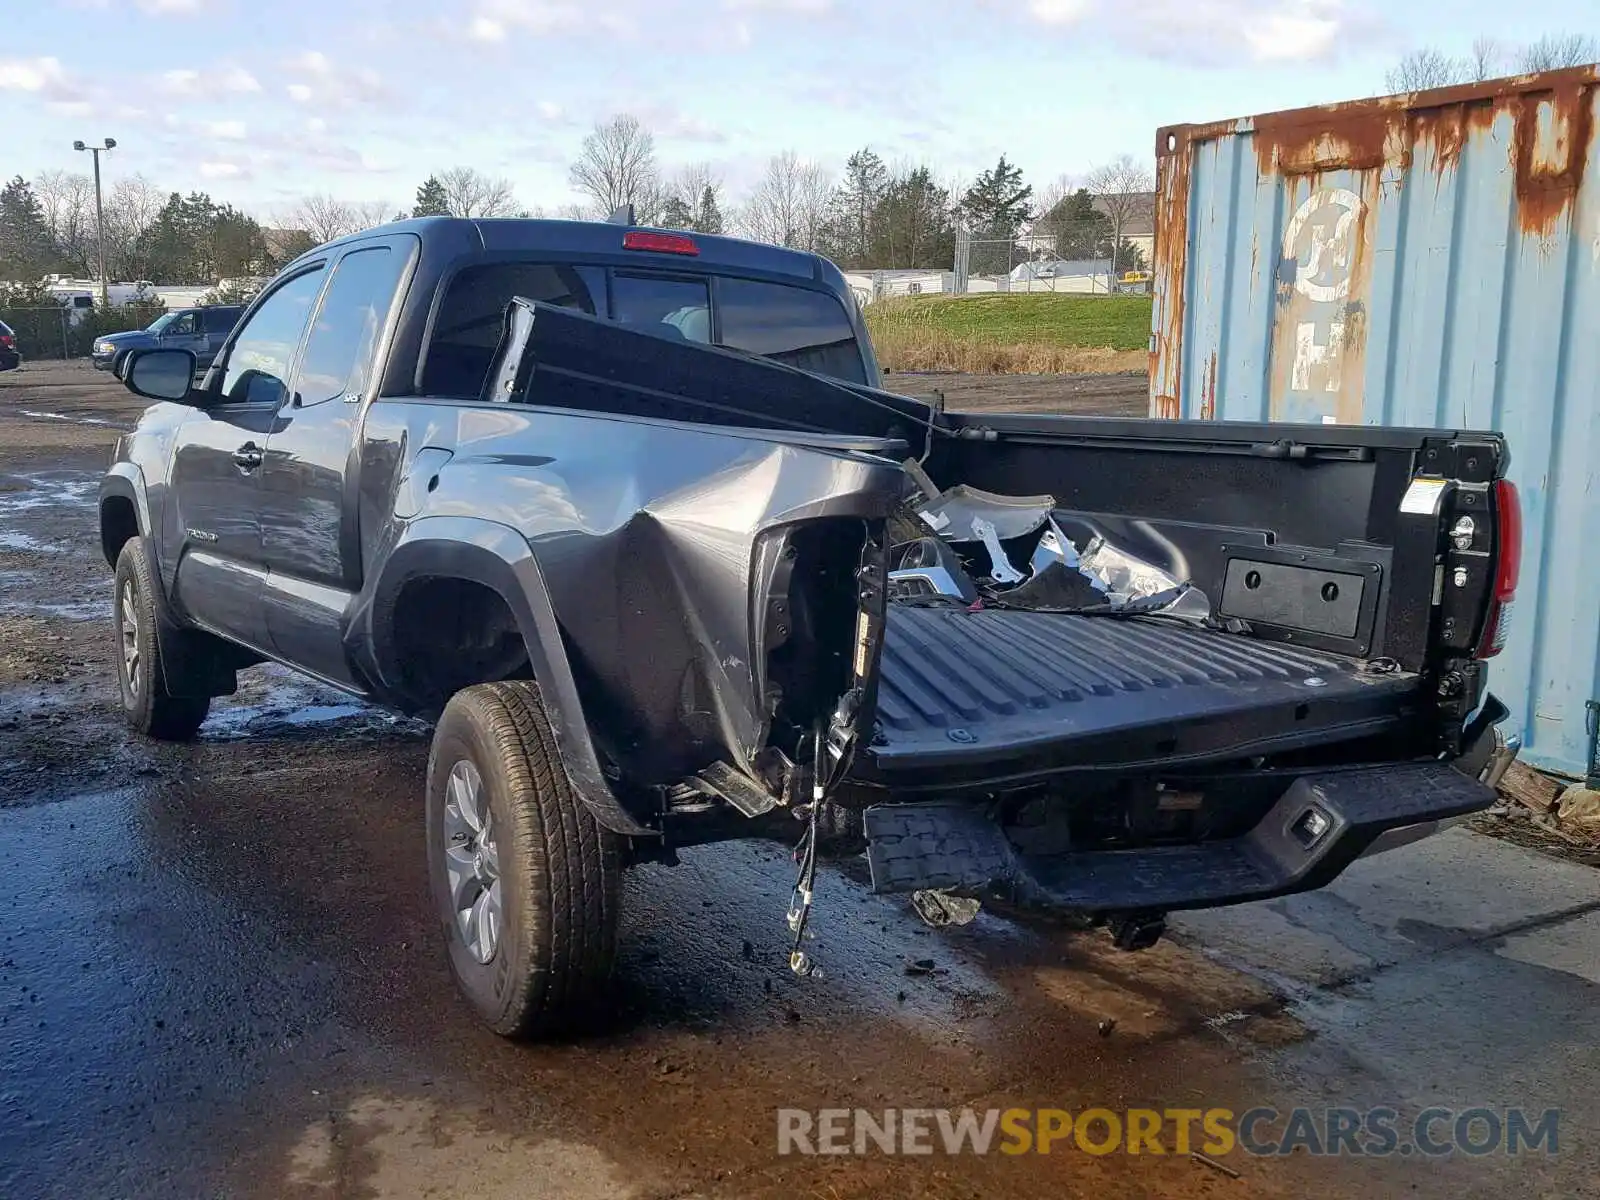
[113,539,210,740]
[426,681,621,1038]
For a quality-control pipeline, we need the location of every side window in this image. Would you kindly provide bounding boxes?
[612,274,710,344]
[294,247,407,406]
[716,279,866,383]
[167,312,198,336]
[217,268,325,406]
[423,261,601,397]
[202,307,238,333]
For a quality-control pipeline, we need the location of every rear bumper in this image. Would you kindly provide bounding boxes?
[865,760,1496,913]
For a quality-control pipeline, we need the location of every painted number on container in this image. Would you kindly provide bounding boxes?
[1283,188,1366,396]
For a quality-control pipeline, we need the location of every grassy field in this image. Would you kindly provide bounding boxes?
[864,293,1152,375]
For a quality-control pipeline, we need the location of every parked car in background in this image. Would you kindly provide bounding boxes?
[0,319,19,371]
[92,305,245,376]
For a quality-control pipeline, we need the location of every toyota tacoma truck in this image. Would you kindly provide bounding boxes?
[100,216,1520,1038]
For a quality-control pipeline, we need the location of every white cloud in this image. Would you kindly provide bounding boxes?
[1243,1,1341,60]
[283,50,384,106]
[723,0,831,11]
[206,119,248,139]
[536,100,564,119]
[306,117,328,133]
[466,0,586,40]
[1028,0,1089,23]
[0,56,73,96]
[140,0,204,11]
[1020,0,1353,64]
[160,65,260,97]
[199,161,245,179]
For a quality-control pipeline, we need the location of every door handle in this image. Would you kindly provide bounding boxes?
[233,443,263,470]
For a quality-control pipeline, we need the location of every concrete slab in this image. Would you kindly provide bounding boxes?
[1499,910,1600,986]
[1172,829,1600,991]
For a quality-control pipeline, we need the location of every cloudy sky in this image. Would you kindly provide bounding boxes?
[1,0,1591,217]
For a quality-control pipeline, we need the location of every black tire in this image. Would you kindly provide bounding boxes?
[426,681,621,1039]
[113,539,211,740]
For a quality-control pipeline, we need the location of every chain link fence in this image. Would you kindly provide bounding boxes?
[0,301,167,361]
[955,228,1152,296]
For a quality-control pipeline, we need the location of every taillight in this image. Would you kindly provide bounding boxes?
[0,334,13,348]
[622,230,699,256]
[1477,478,1521,657]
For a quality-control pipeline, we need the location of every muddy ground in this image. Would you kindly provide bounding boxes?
[2,361,1595,1199]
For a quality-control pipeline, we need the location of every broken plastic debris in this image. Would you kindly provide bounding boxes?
[910,890,982,928]
[916,485,1055,543]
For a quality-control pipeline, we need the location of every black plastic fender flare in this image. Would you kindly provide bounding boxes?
[366,515,656,838]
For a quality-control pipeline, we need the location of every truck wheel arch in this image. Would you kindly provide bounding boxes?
[368,517,655,839]
[99,466,153,568]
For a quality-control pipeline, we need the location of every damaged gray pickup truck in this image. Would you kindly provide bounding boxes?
[100,217,1521,1038]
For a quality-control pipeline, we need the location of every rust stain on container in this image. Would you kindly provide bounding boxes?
[1149,65,1598,421]
[1512,80,1594,237]
[1199,351,1218,420]
[1149,121,1197,418]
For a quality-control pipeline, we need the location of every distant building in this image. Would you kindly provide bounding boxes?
[1007,258,1115,294]
[1092,192,1156,266]
[843,269,955,306]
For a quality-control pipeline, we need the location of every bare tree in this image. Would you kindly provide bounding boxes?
[351,200,397,230]
[664,162,724,231]
[290,194,360,244]
[436,167,517,218]
[568,115,660,218]
[1519,33,1600,72]
[1085,154,1155,277]
[1467,36,1506,81]
[33,170,96,273]
[102,175,165,280]
[1384,47,1466,93]
[739,152,805,248]
[797,160,834,253]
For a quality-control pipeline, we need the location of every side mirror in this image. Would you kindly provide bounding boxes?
[124,348,199,403]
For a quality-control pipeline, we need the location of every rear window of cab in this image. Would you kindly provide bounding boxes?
[421,262,866,397]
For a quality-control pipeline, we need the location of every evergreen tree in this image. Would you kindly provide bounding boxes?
[1036,188,1113,261]
[412,175,450,217]
[695,184,724,235]
[831,148,887,267]
[0,176,60,280]
[958,155,1032,275]
[658,194,695,230]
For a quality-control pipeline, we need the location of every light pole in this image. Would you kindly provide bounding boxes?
[72,138,117,308]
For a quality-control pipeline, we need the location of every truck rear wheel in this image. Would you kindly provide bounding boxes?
[113,539,210,740]
[426,681,621,1039]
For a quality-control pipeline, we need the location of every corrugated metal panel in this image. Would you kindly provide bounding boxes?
[1149,67,1600,776]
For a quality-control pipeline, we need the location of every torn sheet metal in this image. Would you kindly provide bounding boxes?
[1076,534,1182,605]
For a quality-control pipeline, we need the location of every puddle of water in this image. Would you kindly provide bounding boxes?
[0,530,62,553]
[19,410,115,426]
[0,472,98,514]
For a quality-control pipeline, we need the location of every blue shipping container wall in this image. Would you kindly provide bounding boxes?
[1150,67,1600,777]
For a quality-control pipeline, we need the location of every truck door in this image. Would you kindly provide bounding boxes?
[257,237,413,689]
[166,267,327,650]
[158,310,208,361]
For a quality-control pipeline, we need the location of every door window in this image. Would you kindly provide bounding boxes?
[165,312,198,336]
[203,307,240,333]
[217,268,325,406]
[295,247,407,406]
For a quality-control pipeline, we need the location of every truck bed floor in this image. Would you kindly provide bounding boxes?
[870,606,1418,772]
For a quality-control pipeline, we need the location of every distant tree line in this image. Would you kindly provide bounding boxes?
[1384,31,1597,92]
[1,136,1156,290]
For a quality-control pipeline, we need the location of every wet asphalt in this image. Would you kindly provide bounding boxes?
[2,363,1596,1199]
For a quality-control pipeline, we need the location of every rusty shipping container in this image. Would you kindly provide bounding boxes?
[1149,67,1600,777]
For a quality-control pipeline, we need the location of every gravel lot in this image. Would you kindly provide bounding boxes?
[1,361,1594,1200]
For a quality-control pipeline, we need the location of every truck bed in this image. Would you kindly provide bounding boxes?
[869,607,1421,781]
